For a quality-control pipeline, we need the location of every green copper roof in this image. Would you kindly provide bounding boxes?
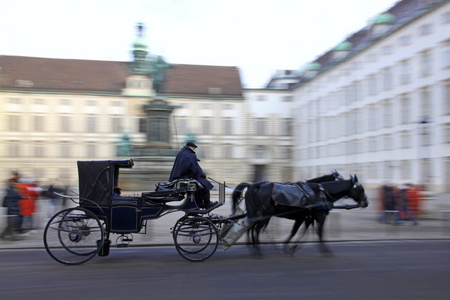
[373,13,396,24]
[333,41,353,51]
[133,36,148,51]
[305,62,321,71]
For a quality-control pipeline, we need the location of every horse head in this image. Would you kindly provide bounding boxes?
[349,174,368,208]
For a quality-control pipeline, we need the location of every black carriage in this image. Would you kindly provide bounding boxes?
[43,159,231,265]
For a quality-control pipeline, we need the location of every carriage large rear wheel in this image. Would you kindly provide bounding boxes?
[173,216,218,262]
[43,207,104,265]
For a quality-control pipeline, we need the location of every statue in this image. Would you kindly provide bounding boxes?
[150,55,172,94]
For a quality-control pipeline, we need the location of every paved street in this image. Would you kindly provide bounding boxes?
[0,241,449,299]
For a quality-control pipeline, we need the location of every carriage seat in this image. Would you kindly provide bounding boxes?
[141,179,200,203]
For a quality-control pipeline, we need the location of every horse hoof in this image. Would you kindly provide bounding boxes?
[285,245,297,255]
[319,245,332,255]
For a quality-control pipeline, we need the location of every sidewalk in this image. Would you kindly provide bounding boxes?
[1,190,449,250]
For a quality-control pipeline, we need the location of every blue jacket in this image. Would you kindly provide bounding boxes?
[169,146,213,190]
[2,185,21,216]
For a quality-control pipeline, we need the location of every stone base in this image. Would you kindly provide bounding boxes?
[119,156,175,192]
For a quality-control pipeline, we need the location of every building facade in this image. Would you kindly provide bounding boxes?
[287,0,450,192]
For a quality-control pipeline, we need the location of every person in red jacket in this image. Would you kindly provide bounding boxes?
[16,179,41,232]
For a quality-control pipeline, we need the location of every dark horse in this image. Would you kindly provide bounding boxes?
[232,174,368,254]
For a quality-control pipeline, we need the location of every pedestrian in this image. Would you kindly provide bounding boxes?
[0,178,22,240]
[16,178,41,232]
[169,141,217,209]
[398,184,418,225]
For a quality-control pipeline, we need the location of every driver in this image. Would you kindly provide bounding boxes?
[169,142,217,209]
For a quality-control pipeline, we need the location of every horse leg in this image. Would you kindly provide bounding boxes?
[315,211,332,255]
[249,223,262,256]
[284,218,304,255]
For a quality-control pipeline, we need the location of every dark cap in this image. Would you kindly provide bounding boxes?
[186,142,197,148]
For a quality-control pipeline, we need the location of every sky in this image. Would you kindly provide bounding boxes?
[0,0,397,88]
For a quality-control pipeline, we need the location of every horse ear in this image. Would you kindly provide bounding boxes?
[354,175,359,183]
[350,174,354,183]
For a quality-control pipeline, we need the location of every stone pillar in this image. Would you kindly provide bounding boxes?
[142,97,175,144]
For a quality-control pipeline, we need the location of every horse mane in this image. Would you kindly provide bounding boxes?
[313,179,353,195]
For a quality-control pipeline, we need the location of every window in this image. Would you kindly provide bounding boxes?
[420,87,432,120]
[87,100,97,106]
[257,95,266,101]
[279,118,293,136]
[112,101,122,107]
[445,81,450,115]
[200,145,211,159]
[383,68,393,91]
[223,146,233,159]
[8,97,21,104]
[61,143,70,158]
[202,119,211,135]
[201,103,212,109]
[400,95,411,124]
[61,116,71,132]
[442,11,450,24]
[279,147,292,159]
[224,119,233,135]
[256,119,266,135]
[34,115,44,132]
[9,115,20,131]
[60,99,71,105]
[399,35,411,46]
[400,160,411,180]
[255,145,267,159]
[381,45,393,55]
[208,87,222,95]
[400,60,412,84]
[175,118,188,135]
[443,43,450,68]
[87,116,97,133]
[418,24,433,36]
[87,144,96,158]
[420,50,433,77]
[35,143,44,157]
[444,124,450,143]
[282,96,293,102]
[444,123,450,144]
[112,117,122,133]
[383,101,393,128]
[368,106,377,131]
[223,104,233,110]
[34,98,45,104]
[383,135,393,150]
[9,142,20,157]
[368,75,377,96]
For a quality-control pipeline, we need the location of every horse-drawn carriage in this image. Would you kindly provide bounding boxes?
[43,159,235,264]
[43,159,368,265]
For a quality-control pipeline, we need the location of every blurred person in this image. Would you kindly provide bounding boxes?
[169,142,217,209]
[0,178,22,240]
[397,184,418,225]
[41,181,65,217]
[16,178,41,232]
[378,184,401,224]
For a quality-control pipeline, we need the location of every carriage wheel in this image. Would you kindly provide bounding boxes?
[43,207,104,265]
[173,216,218,262]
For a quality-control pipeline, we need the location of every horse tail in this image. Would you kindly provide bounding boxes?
[232,182,251,215]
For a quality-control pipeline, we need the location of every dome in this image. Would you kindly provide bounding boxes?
[333,41,353,51]
[305,62,321,71]
[133,36,147,51]
[373,13,396,24]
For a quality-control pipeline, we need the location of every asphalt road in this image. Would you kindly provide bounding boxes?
[1,240,449,300]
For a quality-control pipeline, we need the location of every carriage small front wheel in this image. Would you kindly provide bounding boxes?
[43,207,104,265]
[173,216,218,262]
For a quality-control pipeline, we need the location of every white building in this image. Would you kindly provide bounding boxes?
[285,0,450,192]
